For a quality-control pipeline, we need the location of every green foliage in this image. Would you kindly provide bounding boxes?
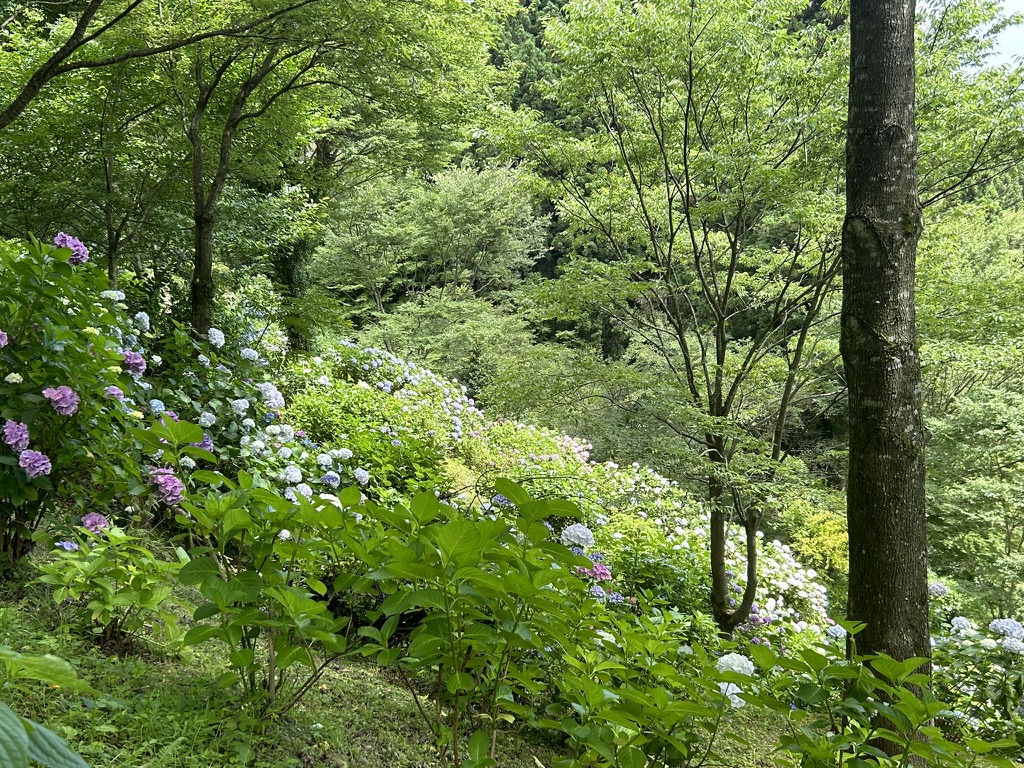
[927,387,1024,617]
[284,375,448,497]
[313,165,547,320]
[175,461,363,718]
[0,647,91,768]
[357,291,536,399]
[33,526,185,648]
[0,237,144,568]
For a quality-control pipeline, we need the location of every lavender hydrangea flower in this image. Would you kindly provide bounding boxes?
[19,450,51,478]
[353,468,370,486]
[122,350,146,376]
[191,434,214,453]
[54,232,89,264]
[3,420,29,452]
[149,468,185,505]
[42,385,80,415]
[104,386,125,400]
[82,512,109,533]
[55,541,79,552]
[928,582,949,597]
[0,329,7,347]
[208,328,225,348]
[825,623,848,640]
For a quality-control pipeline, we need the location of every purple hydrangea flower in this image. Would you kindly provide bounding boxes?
[149,468,185,505]
[122,350,146,376]
[104,385,125,400]
[0,329,7,347]
[82,512,109,533]
[42,386,80,415]
[191,434,213,453]
[55,541,79,552]
[19,449,51,478]
[2,420,29,452]
[54,232,89,264]
[321,471,341,488]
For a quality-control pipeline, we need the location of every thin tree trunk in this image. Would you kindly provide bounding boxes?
[842,0,930,668]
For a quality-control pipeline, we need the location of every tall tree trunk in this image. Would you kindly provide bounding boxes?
[842,0,930,668]
[191,214,216,333]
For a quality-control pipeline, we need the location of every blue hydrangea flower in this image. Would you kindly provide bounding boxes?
[149,399,165,414]
[354,468,370,486]
[321,471,341,488]
[989,618,1024,639]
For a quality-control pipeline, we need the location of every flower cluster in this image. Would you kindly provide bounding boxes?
[149,468,185,506]
[42,385,80,416]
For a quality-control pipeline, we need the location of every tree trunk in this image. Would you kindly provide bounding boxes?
[191,214,216,334]
[842,0,930,668]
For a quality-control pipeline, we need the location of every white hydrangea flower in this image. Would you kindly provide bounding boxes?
[179,456,196,470]
[231,398,250,416]
[317,454,333,467]
[242,418,255,428]
[281,466,302,484]
[719,682,745,708]
[4,373,22,384]
[240,347,259,361]
[198,354,210,367]
[716,653,755,676]
[133,311,150,332]
[208,328,225,348]
[296,483,313,498]
[560,523,595,549]
[354,468,370,485]
[278,447,292,459]
[198,412,216,428]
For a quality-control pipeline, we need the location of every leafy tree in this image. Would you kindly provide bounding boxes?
[514,0,849,633]
[313,166,547,318]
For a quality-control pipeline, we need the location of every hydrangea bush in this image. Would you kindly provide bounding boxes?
[0,236,146,567]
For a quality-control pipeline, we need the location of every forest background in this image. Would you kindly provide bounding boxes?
[2,0,1024,765]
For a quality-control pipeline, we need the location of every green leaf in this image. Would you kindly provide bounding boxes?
[409,491,441,526]
[617,745,646,768]
[337,487,362,507]
[178,557,220,586]
[0,650,90,691]
[183,626,221,646]
[23,719,88,768]
[0,701,29,768]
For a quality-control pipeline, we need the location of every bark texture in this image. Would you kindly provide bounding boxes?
[842,0,930,665]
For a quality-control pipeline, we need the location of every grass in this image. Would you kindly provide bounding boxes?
[0,581,789,768]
